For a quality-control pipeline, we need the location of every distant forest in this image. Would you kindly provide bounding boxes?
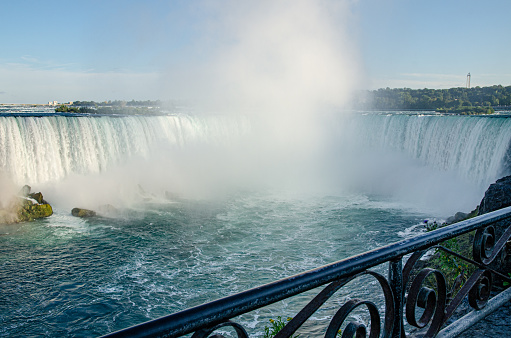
[356,85,511,113]
[58,86,511,115]
[55,100,165,115]
[72,99,162,107]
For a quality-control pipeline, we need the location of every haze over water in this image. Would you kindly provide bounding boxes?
[1,1,511,336]
[2,106,511,336]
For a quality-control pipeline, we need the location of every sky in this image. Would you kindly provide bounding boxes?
[0,0,510,104]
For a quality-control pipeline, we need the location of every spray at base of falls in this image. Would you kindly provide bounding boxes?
[1,112,510,216]
[2,109,511,337]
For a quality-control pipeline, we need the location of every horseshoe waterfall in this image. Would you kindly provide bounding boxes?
[1,108,511,337]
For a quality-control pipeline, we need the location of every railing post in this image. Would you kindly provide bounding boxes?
[389,257,403,338]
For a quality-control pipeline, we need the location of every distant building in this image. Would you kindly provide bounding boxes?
[48,101,58,106]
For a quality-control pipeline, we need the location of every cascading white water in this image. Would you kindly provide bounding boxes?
[0,114,250,185]
[1,112,510,213]
[344,113,511,187]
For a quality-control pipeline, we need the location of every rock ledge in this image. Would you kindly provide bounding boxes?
[0,185,53,224]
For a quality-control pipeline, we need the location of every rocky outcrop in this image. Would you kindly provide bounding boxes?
[71,204,119,218]
[71,207,97,217]
[478,175,511,215]
[422,176,511,295]
[441,175,511,226]
[0,185,53,224]
[471,175,511,285]
[445,211,469,225]
[15,198,53,222]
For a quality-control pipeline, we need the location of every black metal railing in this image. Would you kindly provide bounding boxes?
[102,206,511,338]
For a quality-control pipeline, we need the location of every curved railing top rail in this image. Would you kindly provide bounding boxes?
[102,205,511,338]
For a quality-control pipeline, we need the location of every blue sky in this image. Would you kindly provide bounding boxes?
[0,0,510,103]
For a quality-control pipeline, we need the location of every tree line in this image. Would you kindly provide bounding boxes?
[55,103,162,115]
[355,85,511,112]
[72,99,162,107]
[58,85,511,115]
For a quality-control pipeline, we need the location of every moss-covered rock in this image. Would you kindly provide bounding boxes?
[0,186,53,224]
[29,192,44,204]
[71,208,97,218]
[15,199,53,222]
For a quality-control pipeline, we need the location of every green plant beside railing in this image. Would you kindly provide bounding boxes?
[263,316,344,337]
[424,221,475,294]
[263,317,297,338]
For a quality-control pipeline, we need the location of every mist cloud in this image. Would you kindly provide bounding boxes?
[10,1,367,207]
[162,0,363,110]
[159,0,364,182]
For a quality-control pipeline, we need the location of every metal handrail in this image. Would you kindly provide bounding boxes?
[102,206,511,338]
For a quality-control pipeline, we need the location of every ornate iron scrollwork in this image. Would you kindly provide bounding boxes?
[191,320,249,338]
[473,226,496,264]
[325,299,380,338]
[468,269,492,310]
[405,268,446,336]
[400,220,511,337]
[275,270,394,338]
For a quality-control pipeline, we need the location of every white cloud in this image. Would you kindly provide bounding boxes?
[0,63,160,103]
[20,55,40,63]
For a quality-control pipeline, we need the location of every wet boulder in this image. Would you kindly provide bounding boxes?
[15,198,53,222]
[478,175,511,215]
[71,208,97,218]
[28,192,45,204]
[445,211,469,225]
[0,187,53,224]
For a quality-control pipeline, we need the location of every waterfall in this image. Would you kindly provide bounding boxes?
[1,112,510,197]
[0,114,250,185]
[347,114,511,187]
